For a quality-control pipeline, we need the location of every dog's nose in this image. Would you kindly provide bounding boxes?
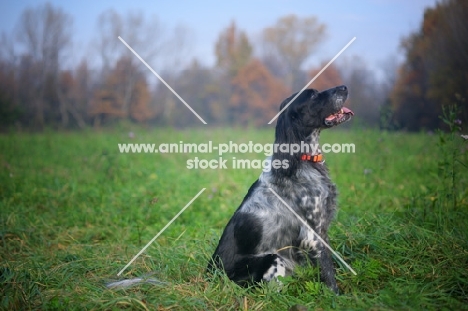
[337,85,347,92]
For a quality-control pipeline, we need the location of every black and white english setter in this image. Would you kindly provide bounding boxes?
[208,85,353,293]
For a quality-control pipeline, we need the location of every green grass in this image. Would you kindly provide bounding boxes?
[1,127,467,310]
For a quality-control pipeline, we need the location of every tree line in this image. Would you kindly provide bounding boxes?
[0,0,465,131]
[390,0,467,131]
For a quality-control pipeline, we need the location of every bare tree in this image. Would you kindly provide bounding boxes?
[0,33,17,64]
[0,33,21,128]
[15,3,72,128]
[261,14,326,91]
[92,10,191,124]
[94,10,167,73]
[56,60,91,129]
[93,10,159,121]
[339,55,381,128]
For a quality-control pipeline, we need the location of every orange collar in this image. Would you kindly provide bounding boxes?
[301,153,323,163]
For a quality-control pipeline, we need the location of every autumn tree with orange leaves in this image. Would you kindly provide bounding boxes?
[391,0,468,130]
[308,63,343,92]
[90,56,154,125]
[230,59,289,125]
[215,21,253,79]
[214,22,290,125]
[262,14,326,91]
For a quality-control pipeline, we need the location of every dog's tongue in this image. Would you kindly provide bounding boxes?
[325,107,354,121]
[342,107,354,115]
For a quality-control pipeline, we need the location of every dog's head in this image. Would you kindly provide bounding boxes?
[272,85,353,177]
[277,85,353,134]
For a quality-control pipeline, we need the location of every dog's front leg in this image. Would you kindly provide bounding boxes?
[316,239,339,294]
[319,247,339,293]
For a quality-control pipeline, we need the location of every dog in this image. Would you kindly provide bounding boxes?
[208,85,353,293]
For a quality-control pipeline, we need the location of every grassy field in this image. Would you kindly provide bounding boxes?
[1,126,467,310]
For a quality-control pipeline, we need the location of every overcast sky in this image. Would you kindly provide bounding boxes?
[1,0,440,77]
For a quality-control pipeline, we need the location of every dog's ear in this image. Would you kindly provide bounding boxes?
[272,90,322,178]
[272,115,301,178]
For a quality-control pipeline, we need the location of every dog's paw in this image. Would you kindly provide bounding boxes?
[262,256,287,281]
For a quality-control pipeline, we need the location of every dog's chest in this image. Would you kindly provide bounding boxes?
[296,174,336,238]
[296,195,326,257]
[299,195,326,231]
[298,169,336,221]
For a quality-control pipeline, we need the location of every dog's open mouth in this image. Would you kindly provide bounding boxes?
[324,107,354,127]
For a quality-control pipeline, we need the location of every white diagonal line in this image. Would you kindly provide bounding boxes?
[268,187,357,275]
[268,37,357,125]
[118,36,207,125]
[117,188,206,276]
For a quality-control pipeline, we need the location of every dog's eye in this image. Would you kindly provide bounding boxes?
[310,92,318,99]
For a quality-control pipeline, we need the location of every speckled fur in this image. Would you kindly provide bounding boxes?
[208,86,351,293]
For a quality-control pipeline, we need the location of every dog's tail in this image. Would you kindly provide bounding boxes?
[106,276,166,289]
